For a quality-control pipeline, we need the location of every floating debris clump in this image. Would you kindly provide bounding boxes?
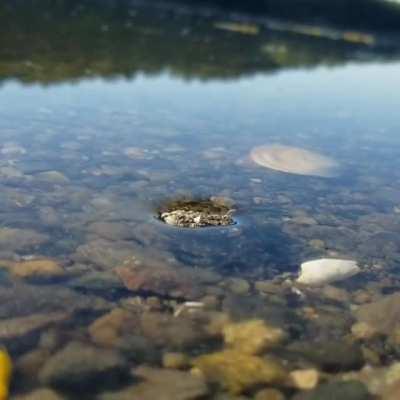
[158,199,235,228]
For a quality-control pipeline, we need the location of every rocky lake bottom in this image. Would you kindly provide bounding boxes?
[1,1,400,399]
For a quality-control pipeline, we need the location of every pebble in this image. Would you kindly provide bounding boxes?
[289,369,320,390]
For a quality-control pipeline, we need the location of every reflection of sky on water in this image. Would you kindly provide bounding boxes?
[1,60,400,147]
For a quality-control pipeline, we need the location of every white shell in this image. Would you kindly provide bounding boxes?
[297,258,360,285]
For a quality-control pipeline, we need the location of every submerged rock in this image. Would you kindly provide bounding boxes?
[116,260,217,299]
[39,342,128,391]
[13,388,64,400]
[222,319,285,355]
[354,292,400,336]
[342,362,400,398]
[36,171,69,184]
[89,308,135,347]
[0,258,64,280]
[73,239,136,270]
[0,228,49,251]
[139,310,212,349]
[292,381,370,400]
[250,145,339,177]
[100,366,208,400]
[0,312,69,340]
[0,282,110,320]
[297,258,360,285]
[86,222,133,241]
[255,388,285,400]
[289,340,364,372]
[192,350,286,394]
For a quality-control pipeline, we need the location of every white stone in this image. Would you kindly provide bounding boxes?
[250,145,339,177]
[297,258,360,285]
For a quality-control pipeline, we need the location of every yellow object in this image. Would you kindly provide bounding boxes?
[0,349,12,400]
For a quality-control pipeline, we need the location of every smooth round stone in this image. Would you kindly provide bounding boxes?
[297,258,360,286]
[250,145,339,177]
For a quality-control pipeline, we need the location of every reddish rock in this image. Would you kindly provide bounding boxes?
[116,261,218,299]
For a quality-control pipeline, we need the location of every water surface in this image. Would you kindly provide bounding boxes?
[1,1,400,399]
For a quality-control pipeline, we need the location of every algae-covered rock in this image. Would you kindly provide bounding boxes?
[222,319,285,355]
[192,350,286,394]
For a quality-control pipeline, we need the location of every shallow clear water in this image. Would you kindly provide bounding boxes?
[1,1,400,399]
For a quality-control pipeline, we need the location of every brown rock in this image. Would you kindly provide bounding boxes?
[0,312,69,340]
[0,258,64,279]
[255,388,286,400]
[17,349,51,378]
[89,308,134,347]
[73,239,136,270]
[354,292,400,336]
[39,342,128,390]
[100,366,208,400]
[14,388,64,400]
[139,311,210,348]
[86,222,133,241]
[116,260,215,299]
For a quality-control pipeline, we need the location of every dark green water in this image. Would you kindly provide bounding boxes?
[1,1,400,399]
